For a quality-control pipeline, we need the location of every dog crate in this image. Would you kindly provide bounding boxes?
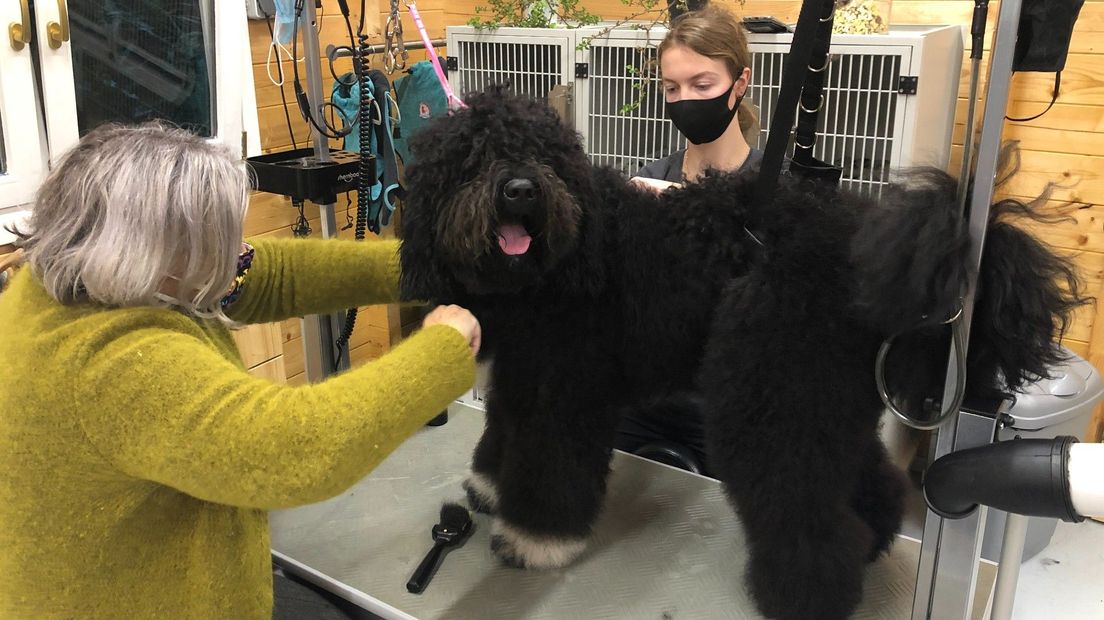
[446,27,576,102]
[447,24,962,197]
[455,362,492,411]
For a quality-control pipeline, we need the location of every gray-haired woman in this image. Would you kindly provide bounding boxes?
[0,123,480,618]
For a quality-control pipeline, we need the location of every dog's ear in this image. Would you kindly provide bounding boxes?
[399,243,450,302]
[399,237,454,302]
[553,209,606,298]
[398,195,455,302]
[547,165,609,298]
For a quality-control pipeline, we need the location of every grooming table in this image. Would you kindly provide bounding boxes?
[270,404,995,619]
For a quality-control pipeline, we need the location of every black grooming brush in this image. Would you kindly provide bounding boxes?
[406,502,473,594]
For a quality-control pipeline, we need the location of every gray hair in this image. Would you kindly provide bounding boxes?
[12,122,250,321]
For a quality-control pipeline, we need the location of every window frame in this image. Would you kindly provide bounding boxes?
[35,0,248,159]
[0,1,49,243]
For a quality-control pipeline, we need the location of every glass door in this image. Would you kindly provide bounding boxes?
[36,0,246,158]
[0,0,48,242]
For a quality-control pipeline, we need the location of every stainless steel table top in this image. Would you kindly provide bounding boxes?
[270,404,993,619]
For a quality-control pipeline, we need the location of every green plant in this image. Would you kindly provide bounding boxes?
[468,0,601,29]
[466,0,743,115]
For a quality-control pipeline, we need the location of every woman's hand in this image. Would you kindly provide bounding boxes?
[423,304,482,357]
[629,176,683,193]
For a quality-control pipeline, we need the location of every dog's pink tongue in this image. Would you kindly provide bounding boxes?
[497,224,532,255]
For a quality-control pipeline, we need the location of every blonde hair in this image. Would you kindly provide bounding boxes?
[12,123,250,321]
[659,6,759,140]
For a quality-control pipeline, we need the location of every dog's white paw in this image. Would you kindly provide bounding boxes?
[490,520,588,570]
[463,472,500,514]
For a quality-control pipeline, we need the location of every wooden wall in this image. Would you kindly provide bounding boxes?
[240,0,434,385]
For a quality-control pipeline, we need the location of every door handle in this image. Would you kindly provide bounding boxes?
[47,0,71,50]
[9,0,31,51]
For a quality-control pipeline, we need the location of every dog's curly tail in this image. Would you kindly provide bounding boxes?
[850,168,971,335]
[853,162,1090,400]
[969,200,1090,392]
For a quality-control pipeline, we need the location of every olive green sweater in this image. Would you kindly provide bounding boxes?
[0,238,475,619]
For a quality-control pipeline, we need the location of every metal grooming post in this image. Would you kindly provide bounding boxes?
[911,0,1024,617]
[300,0,351,380]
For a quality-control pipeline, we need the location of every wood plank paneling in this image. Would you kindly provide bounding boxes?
[232,323,284,368]
[248,355,289,381]
[239,0,432,382]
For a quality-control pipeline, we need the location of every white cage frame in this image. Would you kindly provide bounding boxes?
[447,24,962,198]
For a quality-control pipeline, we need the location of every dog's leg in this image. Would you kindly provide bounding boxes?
[702,273,894,620]
[463,407,507,515]
[483,367,619,570]
[711,427,877,620]
[490,407,618,570]
[851,439,909,561]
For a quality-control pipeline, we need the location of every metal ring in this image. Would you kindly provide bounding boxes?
[808,59,830,73]
[371,98,383,125]
[819,10,834,23]
[387,91,402,125]
[794,134,816,149]
[384,50,396,73]
[942,306,964,325]
[799,94,824,113]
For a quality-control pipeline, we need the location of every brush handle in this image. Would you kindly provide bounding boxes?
[406,542,446,594]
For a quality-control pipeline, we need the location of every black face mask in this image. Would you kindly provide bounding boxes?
[666,82,743,145]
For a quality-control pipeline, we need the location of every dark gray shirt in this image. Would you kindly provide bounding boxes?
[635,148,766,183]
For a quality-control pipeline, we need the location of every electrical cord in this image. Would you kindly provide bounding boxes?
[1007,72,1061,123]
[292,200,313,237]
[291,0,356,140]
[259,5,299,149]
[332,0,376,368]
[329,0,360,88]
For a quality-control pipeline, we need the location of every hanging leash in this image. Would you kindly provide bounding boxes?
[405,0,466,111]
[384,0,408,73]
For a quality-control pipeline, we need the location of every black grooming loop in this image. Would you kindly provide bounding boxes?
[754,0,842,205]
[788,3,840,182]
[877,306,969,431]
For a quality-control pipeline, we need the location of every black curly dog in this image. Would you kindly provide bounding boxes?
[399,89,1083,619]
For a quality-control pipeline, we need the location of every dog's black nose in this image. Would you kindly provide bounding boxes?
[502,178,539,203]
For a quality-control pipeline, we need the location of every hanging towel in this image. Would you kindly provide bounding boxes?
[333,73,385,232]
[393,61,449,167]
[368,70,401,227]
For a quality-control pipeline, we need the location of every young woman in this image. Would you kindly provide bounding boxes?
[632,5,762,192]
[619,6,768,474]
